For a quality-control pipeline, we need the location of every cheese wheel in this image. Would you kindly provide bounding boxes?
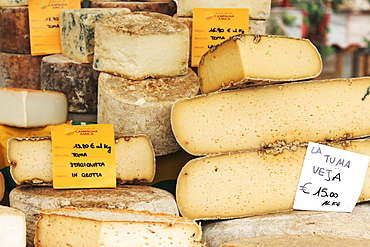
[0,0,27,7]
[93,12,189,79]
[60,8,131,63]
[10,185,179,246]
[171,77,370,156]
[98,69,199,156]
[198,34,322,93]
[0,88,68,128]
[176,139,370,220]
[0,52,43,89]
[7,135,155,185]
[0,6,30,54]
[202,203,370,247]
[0,205,26,246]
[177,0,272,19]
[89,1,177,16]
[35,207,202,247]
[40,54,99,113]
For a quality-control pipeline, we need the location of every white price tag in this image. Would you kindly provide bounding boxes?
[293,142,370,212]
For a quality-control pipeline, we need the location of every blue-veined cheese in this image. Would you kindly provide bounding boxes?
[0,0,27,7]
[60,8,131,63]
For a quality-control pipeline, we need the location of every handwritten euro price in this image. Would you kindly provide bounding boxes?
[299,182,339,198]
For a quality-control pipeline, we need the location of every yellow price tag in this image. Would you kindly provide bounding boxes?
[191,8,249,67]
[51,124,116,189]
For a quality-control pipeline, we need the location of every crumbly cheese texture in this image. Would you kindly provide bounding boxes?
[0,88,68,128]
[176,139,370,220]
[34,208,202,247]
[60,8,131,63]
[98,69,199,156]
[7,135,155,185]
[172,77,370,156]
[177,0,271,18]
[0,0,27,7]
[198,34,322,93]
[0,205,26,246]
[93,12,189,79]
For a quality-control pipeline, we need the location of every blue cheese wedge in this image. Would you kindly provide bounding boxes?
[0,0,27,7]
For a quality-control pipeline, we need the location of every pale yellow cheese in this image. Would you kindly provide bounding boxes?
[34,208,202,247]
[93,12,189,79]
[7,135,155,185]
[198,34,322,93]
[0,205,26,246]
[176,139,370,220]
[171,77,370,156]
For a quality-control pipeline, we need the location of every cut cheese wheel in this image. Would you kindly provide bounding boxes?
[0,52,43,89]
[34,207,202,247]
[10,185,179,246]
[60,8,131,63]
[40,54,99,113]
[198,34,322,93]
[171,77,370,156]
[0,205,26,246]
[93,12,189,79]
[7,135,155,185]
[202,203,370,247]
[0,0,27,7]
[220,235,370,247]
[0,88,68,128]
[98,69,199,156]
[177,0,272,19]
[0,6,30,54]
[89,1,177,16]
[176,139,370,220]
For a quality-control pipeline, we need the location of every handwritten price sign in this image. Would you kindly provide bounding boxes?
[294,142,369,212]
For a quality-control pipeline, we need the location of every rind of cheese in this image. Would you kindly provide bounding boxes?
[34,207,203,247]
[10,185,179,247]
[98,69,199,156]
[0,173,4,201]
[171,77,370,156]
[7,135,155,185]
[0,88,68,128]
[198,34,322,93]
[0,6,30,54]
[177,0,272,19]
[40,54,99,113]
[93,12,189,79]
[89,1,177,16]
[0,205,26,246]
[0,0,27,7]
[176,139,370,220]
[60,8,131,63]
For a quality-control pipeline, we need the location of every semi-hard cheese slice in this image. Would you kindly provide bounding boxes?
[40,54,99,113]
[34,207,202,247]
[176,139,370,220]
[7,135,155,185]
[171,77,370,156]
[98,69,199,156]
[198,34,322,93]
[10,185,179,246]
[0,88,68,128]
[60,8,131,63]
[0,0,27,7]
[93,12,189,79]
[0,205,26,246]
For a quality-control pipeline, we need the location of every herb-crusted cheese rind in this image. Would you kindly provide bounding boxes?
[198,34,322,93]
[60,8,131,63]
[93,12,189,79]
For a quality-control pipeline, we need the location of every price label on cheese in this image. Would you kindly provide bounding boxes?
[28,0,80,55]
[191,8,249,67]
[51,124,116,189]
[293,142,369,212]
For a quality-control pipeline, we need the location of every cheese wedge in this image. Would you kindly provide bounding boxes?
[7,135,155,185]
[198,34,322,93]
[0,205,26,246]
[0,0,27,7]
[176,139,370,220]
[171,77,370,156]
[34,207,202,247]
[0,88,68,128]
[93,12,189,79]
[10,185,179,246]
